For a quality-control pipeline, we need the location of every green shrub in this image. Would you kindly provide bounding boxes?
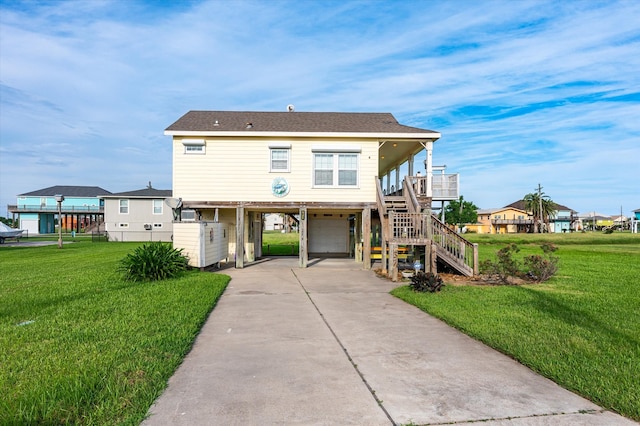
[523,243,559,282]
[481,243,559,284]
[480,243,521,283]
[409,271,444,292]
[118,242,189,282]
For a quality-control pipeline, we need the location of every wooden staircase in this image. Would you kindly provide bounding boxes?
[375,177,478,279]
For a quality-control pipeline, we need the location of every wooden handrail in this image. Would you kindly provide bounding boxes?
[430,214,478,276]
[402,176,420,214]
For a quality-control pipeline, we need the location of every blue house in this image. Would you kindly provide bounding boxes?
[632,208,640,234]
[8,185,111,234]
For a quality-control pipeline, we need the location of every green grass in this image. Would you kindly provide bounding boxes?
[392,233,640,421]
[0,242,229,425]
[262,230,299,255]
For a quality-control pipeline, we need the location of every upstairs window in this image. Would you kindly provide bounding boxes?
[270,148,290,172]
[182,139,206,154]
[119,199,129,214]
[152,199,163,215]
[269,143,291,172]
[313,153,359,187]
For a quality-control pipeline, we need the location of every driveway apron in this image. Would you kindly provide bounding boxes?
[144,258,636,426]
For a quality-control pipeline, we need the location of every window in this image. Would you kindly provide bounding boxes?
[119,199,129,214]
[185,145,204,154]
[153,199,163,215]
[270,148,290,172]
[181,209,196,221]
[182,139,205,154]
[313,153,359,187]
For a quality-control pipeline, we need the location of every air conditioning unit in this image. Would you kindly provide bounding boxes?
[144,224,152,230]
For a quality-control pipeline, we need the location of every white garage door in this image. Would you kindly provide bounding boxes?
[308,218,349,254]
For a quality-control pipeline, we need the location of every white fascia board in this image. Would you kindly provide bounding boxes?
[165,130,441,140]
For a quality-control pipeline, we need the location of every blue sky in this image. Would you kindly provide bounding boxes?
[1,0,639,217]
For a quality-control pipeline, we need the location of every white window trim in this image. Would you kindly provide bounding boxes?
[182,139,206,154]
[152,199,163,215]
[270,147,290,172]
[119,199,129,215]
[312,152,359,188]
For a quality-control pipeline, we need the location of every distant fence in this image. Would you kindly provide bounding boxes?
[92,232,108,243]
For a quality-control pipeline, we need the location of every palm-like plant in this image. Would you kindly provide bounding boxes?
[523,191,556,233]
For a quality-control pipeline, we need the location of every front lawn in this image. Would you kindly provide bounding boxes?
[0,242,229,425]
[392,233,640,421]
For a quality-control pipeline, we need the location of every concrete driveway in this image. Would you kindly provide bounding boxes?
[143,257,636,425]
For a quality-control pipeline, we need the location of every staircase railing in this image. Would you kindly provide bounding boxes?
[431,214,478,276]
[402,176,420,214]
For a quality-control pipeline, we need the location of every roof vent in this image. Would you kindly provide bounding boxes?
[213,120,219,126]
[246,122,253,129]
[287,104,295,112]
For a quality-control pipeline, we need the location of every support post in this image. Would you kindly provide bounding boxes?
[473,243,479,276]
[235,206,244,268]
[390,242,398,282]
[430,242,437,274]
[363,207,371,270]
[299,207,308,268]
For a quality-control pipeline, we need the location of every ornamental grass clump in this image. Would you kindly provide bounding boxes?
[119,242,189,282]
[410,271,444,292]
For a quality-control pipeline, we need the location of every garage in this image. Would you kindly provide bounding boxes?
[308,216,349,255]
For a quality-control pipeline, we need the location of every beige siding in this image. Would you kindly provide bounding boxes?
[173,137,378,203]
[104,198,173,242]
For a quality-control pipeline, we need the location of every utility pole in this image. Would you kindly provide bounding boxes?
[537,183,543,233]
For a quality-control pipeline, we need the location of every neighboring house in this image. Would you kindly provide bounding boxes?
[101,184,173,242]
[264,213,284,231]
[469,207,532,234]
[8,185,111,234]
[505,200,577,233]
[577,212,613,230]
[165,110,475,277]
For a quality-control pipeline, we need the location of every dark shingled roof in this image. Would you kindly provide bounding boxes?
[103,187,172,198]
[505,200,576,213]
[165,111,438,134]
[19,185,112,197]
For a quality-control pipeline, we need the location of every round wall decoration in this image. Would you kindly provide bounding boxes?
[271,177,290,197]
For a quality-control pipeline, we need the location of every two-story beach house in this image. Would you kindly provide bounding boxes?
[8,185,110,234]
[100,183,173,242]
[165,110,476,279]
[470,207,532,234]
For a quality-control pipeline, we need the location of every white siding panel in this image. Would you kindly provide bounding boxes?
[173,222,202,267]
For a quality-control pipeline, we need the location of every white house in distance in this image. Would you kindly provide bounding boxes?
[101,183,173,242]
[165,109,475,279]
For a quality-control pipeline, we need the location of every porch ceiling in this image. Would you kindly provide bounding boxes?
[379,140,430,176]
